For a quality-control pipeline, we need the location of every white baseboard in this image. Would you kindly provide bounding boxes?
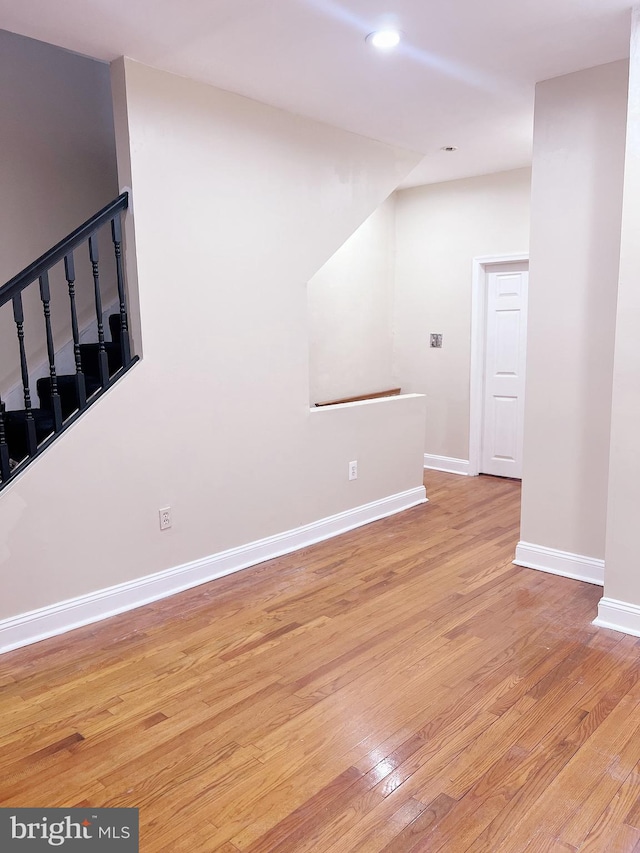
[424,454,471,476]
[514,541,604,586]
[0,485,427,655]
[594,598,640,637]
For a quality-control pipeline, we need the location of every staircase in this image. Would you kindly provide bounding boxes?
[0,194,138,489]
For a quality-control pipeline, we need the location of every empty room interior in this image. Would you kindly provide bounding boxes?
[2,1,640,850]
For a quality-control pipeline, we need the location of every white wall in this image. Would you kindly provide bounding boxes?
[394,169,531,461]
[0,29,118,394]
[308,198,396,405]
[0,58,425,625]
[603,13,640,606]
[520,60,628,561]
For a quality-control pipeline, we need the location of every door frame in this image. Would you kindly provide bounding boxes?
[469,252,529,476]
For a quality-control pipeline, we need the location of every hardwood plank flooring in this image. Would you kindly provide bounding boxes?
[1,471,639,851]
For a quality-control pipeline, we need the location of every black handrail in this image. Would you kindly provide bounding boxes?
[0,193,128,307]
[0,190,137,489]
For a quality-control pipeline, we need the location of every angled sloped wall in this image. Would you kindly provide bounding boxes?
[308,197,397,405]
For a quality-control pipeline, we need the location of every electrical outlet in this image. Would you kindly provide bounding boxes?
[159,507,172,530]
[349,460,358,481]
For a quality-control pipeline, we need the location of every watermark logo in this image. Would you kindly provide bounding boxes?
[0,809,138,850]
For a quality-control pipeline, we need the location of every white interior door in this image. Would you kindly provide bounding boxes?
[481,262,529,479]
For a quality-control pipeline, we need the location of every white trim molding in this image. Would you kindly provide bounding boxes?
[469,252,529,476]
[514,541,604,586]
[594,598,640,638]
[0,486,427,655]
[424,454,471,476]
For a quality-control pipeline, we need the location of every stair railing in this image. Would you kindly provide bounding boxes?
[0,192,137,489]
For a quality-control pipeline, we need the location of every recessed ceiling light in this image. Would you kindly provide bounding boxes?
[441,146,458,152]
[366,30,402,50]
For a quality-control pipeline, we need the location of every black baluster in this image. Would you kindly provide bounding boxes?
[111,214,132,367]
[39,271,63,432]
[64,252,87,409]
[12,293,37,457]
[88,234,109,386]
[0,399,10,482]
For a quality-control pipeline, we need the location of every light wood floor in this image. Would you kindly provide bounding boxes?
[2,471,640,852]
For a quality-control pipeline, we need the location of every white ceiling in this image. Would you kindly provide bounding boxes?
[0,0,632,187]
